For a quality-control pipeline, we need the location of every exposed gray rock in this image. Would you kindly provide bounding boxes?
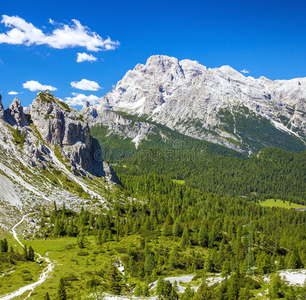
[4,97,29,127]
[91,55,306,151]
[81,107,155,148]
[30,91,103,176]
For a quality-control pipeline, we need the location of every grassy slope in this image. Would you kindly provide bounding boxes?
[1,233,208,299]
[260,199,306,209]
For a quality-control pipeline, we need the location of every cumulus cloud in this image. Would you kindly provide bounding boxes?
[71,79,101,91]
[77,52,98,63]
[65,93,101,106]
[23,80,57,92]
[0,15,120,52]
[240,69,250,74]
[8,91,19,95]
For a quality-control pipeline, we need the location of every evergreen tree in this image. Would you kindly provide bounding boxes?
[182,284,194,300]
[138,263,145,278]
[284,286,296,300]
[0,238,8,252]
[144,254,155,273]
[193,282,214,300]
[181,225,190,247]
[227,272,239,300]
[108,264,122,295]
[96,228,103,246]
[28,246,35,262]
[134,282,142,296]
[58,277,67,300]
[268,273,284,299]
[239,287,254,300]
[288,248,303,269]
[143,283,150,297]
[172,218,182,237]
[23,244,28,261]
[165,214,173,225]
[169,247,179,268]
[43,292,50,300]
[161,224,171,237]
[77,233,85,248]
[221,259,231,278]
[156,277,164,297]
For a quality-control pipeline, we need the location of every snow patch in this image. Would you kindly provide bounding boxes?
[279,269,306,286]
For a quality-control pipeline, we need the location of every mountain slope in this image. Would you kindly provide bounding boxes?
[83,55,306,153]
[0,91,119,230]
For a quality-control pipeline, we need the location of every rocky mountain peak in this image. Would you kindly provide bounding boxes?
[5,97,29,127]
[30,91,103,176]
[93,54,306,152]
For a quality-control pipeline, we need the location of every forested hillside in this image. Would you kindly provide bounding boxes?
[2,172,305,299]
[91,124,306,205]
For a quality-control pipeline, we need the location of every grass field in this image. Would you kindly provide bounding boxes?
[259,199,306,209]
[172,180,185,185]
[0,230,208,299]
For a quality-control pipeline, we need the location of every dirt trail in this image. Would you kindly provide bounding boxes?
[0,214,54,300]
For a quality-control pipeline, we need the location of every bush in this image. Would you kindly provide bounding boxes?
[77,250,89,256]
[12,128,26,145]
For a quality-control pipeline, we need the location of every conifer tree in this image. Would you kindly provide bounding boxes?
[108,264,122,295]
[28,246,35,261]
[268,273,284,299]
[181,225,189,247]
[96,228,103,246]
[169,247,179,268]
[156,277,164,297]
[138,262,145,278]
[227,272,239,300]
[134,282,142,296]
[58,277,67,300]
[288,248,303,269]
[144,254,155,273]
[23,244,28,261]
[193,282,213,300]
[182,284,194,300]
[0,238,8,252]
[43,292,50,300]
[221,259,231,278]
[165,214,173,225]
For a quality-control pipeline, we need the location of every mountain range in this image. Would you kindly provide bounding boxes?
[83,55,306,154]
[0,55,306,228]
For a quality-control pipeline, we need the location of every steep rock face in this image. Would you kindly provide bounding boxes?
[94,55,306,151]
[4,97,29,127]
[81,102,155,148]
[30,91,103,175]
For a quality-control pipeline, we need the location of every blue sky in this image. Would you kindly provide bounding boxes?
[0,0,306,109]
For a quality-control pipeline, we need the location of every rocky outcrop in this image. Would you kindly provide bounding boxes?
[4,97,29,127]
[30,91,103,176]
[81,102,155,148]
[91,55,306,150]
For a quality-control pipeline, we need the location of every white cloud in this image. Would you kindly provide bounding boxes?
[240,69,250,74]
[76,52,98,63]
[8,91,19,95]
[65,93,101,106]
[71,79,101,91]
[0,15,120,52]
[23,80,57,92]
